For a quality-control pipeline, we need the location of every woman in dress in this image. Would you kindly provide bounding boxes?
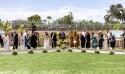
[30,32,37,49]
[73,31,79,48]
[69,31,74,47]
[91,32,97,49]
[44,32,49,49]
[3,33,9,51]
[103,33,108,50]
[19,32,25,50]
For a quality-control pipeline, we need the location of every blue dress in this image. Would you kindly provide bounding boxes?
[92,36,97,49]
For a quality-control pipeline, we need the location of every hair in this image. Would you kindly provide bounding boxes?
[91,32,94,36]
[21,32,23,36]
[45,32,49,37]
[5,33,7,36]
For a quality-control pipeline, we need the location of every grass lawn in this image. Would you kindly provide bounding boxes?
[0,52,125,74]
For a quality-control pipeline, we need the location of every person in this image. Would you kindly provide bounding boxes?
[35,32,39,47]
[19,32,25,50]
[31,23,36,33]
[80,30,86,48]
[30,32,37,49]
[13,31,18,50]
[73,31,79,48]
[107,31,110,46]
[86,30,91,48]
[121,31,125,50]
[103,33,108,50]
[0,34,3,47]
[69,31,74,47]
[3,33,9,51]
[59,30,66,41]
[44,32,49,49]
[98,30,104,49]
[51,32,57,48]
[25,34,31,50]
[24,31,28,47]
[109,32,116,50]
[91,32,97,49]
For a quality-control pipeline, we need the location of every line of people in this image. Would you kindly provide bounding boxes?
[0,31,39,51]
[48,30,125,50]
[0,30,125,51]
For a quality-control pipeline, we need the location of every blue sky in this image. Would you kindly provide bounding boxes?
[0,0,125,22]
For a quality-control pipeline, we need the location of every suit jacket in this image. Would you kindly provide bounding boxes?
[13,34,18,44]
[51,32,57,42]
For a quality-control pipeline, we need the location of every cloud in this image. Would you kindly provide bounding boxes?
[0,7,107,22]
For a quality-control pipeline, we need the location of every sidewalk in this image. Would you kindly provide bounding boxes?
[0,47,125,55]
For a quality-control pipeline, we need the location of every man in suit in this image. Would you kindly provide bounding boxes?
[51,32,57,48]
[13,31,18,50]
[81,29,86,48]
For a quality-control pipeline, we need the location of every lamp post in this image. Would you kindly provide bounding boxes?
[68,26,71,31]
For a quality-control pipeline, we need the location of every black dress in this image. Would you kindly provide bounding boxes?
[86,33,90,48]
[30,34,37,48]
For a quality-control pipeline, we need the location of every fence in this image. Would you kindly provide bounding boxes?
[12,25,125,31]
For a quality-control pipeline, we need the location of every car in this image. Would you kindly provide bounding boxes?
[48,25,61,30]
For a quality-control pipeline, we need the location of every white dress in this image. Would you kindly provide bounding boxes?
[20,35,25,50]
[3,35,10,51]
[44,36,49,49]
[103,36,108,50]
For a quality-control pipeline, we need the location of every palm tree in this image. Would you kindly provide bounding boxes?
[104,4,124,23]
[43,19,47,26]
[47,16,52,25]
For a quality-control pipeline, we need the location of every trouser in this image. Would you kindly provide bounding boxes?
[52,40,56,48]
[13,43,18,50]
[81,41,85,48]
[99,40,103,49]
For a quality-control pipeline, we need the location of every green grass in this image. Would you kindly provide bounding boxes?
[0,52,125,74]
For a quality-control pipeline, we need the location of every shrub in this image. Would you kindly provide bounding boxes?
[42,49,47,53]
[28,50,34,54]
[109,51,114,55]
[68,48,73,52]
[12,51,18,55]
[56,49,61,52]
[81,50,86,53]
[95,50,100,54]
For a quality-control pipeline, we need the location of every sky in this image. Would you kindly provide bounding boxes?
[0,0,125,22]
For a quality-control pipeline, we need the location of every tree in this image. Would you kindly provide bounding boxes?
[104,4,125,23]
[47,16,52,25]
[43,19,47,26]
[17,24,25,33]
[0,21,12,32]
[27,14,42,26]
